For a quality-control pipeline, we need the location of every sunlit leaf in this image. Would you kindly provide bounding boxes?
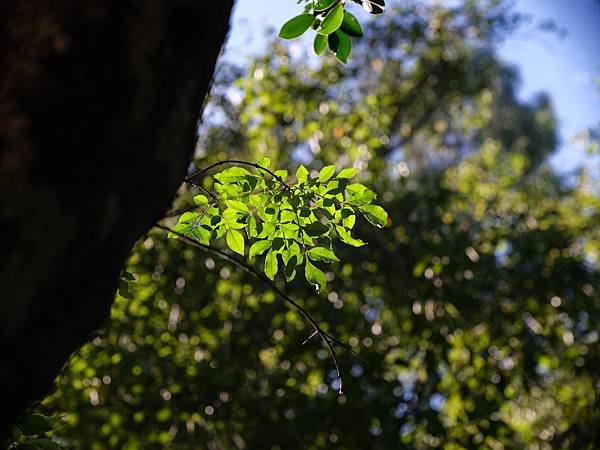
[249,240,272,258]
[214,167,252,184]
[318,3,344,35]
[279,14,315,40]
[296,165,310,183]
[226,229,245,255]
[192,226,212,245]
[318,165,336,182]
[308,247,340,263]
[193,194,209,206]
[257,156,271,168]
[227,200,250,213]
[359,204,388,228]
[337,167,358,179]
[264,249,278,280]
[336,226,365,247]
[305,259,326,292]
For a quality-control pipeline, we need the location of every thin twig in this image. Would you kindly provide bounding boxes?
[154,224,362,394]
[302,330,319,345]
[185,159,293,195]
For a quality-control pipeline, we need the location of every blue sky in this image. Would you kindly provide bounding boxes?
[225,0,600,173]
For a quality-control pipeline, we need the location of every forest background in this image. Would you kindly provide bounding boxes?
[11,0,600,449]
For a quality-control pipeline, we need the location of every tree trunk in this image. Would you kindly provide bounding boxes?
[0,0,234,433]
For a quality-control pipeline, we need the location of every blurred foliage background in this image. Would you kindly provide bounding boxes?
[34,0,600,448]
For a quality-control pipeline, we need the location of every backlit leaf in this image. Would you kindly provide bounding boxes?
[249,240,272,258]
[359,204,388,228]
[226,229,245,255]
[264,249,278,280]
[305,259,326,292]
[318,3,344,35]
[279,14,315,40]
[193,194,209,206]
[318,165,336,182]
[308,247,340,263]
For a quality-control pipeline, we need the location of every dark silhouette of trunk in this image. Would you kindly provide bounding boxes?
[0,0,234,433]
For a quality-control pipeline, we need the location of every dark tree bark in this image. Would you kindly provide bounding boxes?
[0,0,234,433]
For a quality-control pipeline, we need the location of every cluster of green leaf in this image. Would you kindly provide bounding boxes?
[279,0,384,63]
[168,160,387,292]
[4,413,63,450]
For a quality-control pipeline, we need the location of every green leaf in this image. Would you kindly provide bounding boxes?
[265,249,278,280]
[250,192,268,207]
[315,0,339,12]
[193,194,209,206]
[346,184,377,205]
[223,208,246,229]
[274,169,288,180]
[336,226,365,247]
[318,3,344,35]
[337,167,358,179]
[284,254,299,281]
[226,229,245,255]
[305,222,330,237]
[214,166,251,184]
[192,226,211,245]
[249,240,272,258]
[305,259,326,292]
[325,179,346,195]
[257,156,271,168]
[340,11,364,37]
[308,247,340,263]
[359,204,388,228]
[272,237,285,251]
[280,209,296,223]
[279,14,315,40]
[257,222,276,238]
[296,165,310,183]
[216,224,227,238]
[318,165,336,182]
[19,413,53,435]
[342,209,356,229]
[227,199,250,213]
[313,34,328,55]
[345,183,367,195]
[179,212,200,224]
[167,223,189,239]
[328,30,352,63]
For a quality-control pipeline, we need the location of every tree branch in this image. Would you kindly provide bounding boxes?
[154,224,365,394]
